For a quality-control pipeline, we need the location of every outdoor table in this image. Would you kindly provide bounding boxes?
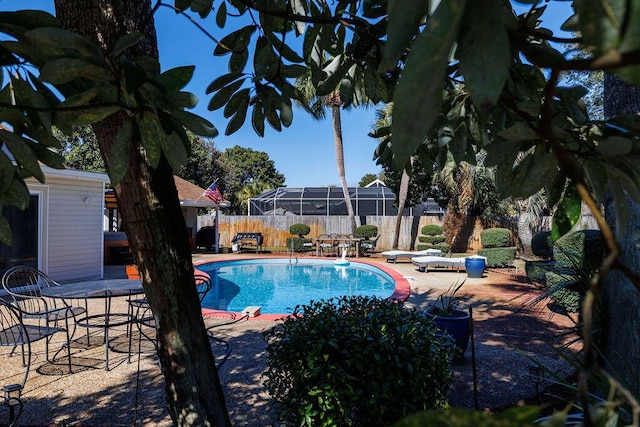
[40,278,144,371]
[314,236,362,257]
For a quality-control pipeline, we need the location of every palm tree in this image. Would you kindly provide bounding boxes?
[238,180,272,214]
[295,69,371,235]
[370,103,412,249]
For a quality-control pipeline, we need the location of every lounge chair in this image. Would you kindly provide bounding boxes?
[381,249,442,263]
[411,256,467,272]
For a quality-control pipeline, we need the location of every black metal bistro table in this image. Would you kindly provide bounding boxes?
[40,278,144,371]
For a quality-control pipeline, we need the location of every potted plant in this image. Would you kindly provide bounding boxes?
[427,280,471,358]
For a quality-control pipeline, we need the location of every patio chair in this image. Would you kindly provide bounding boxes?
[359,235,380,256]
[0,300,39,426]
[1,266,79,370]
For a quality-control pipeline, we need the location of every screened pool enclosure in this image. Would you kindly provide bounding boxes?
[247,187,444,216]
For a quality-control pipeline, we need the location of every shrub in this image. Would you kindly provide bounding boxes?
[480,228,512,248]
[477,247,516,267]
[263,296,455,426]
[285,237,313,252]
[421,224,444,236]
[289,223,310,238]
[531,231,553,260]
[418,236,446,244]
[525,260,556,284]
[354,224,378,239]
[545,270,582,313]
[553,230,603,271]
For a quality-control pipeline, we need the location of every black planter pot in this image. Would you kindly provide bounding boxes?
[432,309,471,356]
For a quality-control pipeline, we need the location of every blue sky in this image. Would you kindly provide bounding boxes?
[1,1,573,188]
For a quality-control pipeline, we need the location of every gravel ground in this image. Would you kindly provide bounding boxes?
[0,255,577,426]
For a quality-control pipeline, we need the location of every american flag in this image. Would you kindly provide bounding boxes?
[204,182,223,203]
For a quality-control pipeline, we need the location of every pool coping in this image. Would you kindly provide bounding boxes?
[194,255,411,321]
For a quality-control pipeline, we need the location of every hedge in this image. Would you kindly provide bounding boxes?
[545,270,582,313]
[553,230,603,271]
[531,231,553,260]
[477,247,516,267]
[480,228,512,248]
[525,260,556,284]
[354,224,378,239]
[285,237,314,252]
[421,224,444,236]
[418,236,446,244]
[289,223,311,237]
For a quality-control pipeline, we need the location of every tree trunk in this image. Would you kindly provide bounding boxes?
[600,73,640,396]
[392,164,411,249]
[54,1,231,425]
[329,91,358,234]
[516,211,533,257]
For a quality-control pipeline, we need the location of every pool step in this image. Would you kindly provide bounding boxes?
[242,306,261,317]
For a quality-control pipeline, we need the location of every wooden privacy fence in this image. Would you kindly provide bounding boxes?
[198,214,482,252]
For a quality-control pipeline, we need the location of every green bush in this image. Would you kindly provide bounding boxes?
[354,224,378,239]
[545,270,582,313]
[285,237,313,252]
[477,247,516,267]
[531,231,553,260]
[263,296,455,426]
[525,260,556,284]
[480,228,512,248]
[421,224,444,236]
[553,230,603,271]
[289,223,311,238]
[417,244,450,253]
[418,236,446,244]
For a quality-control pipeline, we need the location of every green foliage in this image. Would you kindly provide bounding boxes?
[422,224,444,236]
[545,270,582,313]
[477,247,516,268]
[354,224,378,239]
[263,296,455,426]
[218,145,285,214]
[531,231,553,260]
[524,260,556,284]
[358,173,380,187]
[427,280,466,317]
[285,237,313,252]
[553,230,604,271]
[393,406,540,427]
[289,223,310,237]
[419,236,446,244]
[480,228,512,248]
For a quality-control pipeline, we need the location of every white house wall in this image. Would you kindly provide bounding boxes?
[28,174,106,282]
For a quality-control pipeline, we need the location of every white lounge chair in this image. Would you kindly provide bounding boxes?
[411,256,467,272]
[381,249,443,263]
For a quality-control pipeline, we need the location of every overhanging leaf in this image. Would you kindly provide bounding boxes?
[0,213,12,246]
[113,32,144,56]
[207,79,244,111]
[171,109,218,137]
[457,0,510,110]
[0,129,44,183]
[40,58,112,84]
[159,131,189,172]
[596,135,634,157]
[251,103,265,137]
[108,120,132,185]
[216,2,227,27]
[391,0,467,167]
[55,106,121,126]
[551,184,582,240]
[157,65,195,92]
[381,0,429,71]
[136,113,164,168]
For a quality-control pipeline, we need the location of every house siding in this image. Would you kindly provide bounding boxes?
[28,172,106,283]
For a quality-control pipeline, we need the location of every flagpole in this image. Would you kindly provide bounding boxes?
[214,206,220,254]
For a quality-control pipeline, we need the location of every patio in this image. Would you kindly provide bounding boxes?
[0,255,576,426]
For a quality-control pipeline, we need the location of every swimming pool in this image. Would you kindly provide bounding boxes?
[197,258,399,315]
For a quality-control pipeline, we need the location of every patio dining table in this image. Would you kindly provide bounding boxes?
[40,278,144,371]
[314,235,363,257]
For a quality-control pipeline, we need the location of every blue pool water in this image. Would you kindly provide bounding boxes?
[197,258,396,314]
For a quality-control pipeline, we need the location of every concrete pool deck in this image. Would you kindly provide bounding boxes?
[3,253,577,425]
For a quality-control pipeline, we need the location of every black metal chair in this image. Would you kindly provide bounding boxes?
[0,299,62,426]
[1,266,80,371]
